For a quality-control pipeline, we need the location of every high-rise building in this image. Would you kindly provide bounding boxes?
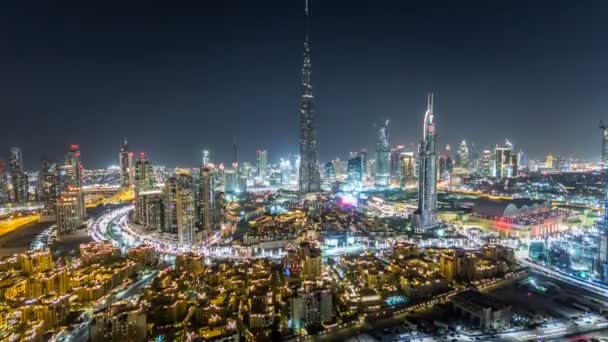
[9,147,28,203]
[298,1,321,194]
[201,149,210,167]
[458,140,469,170]
[119,138,134,188]
[494,140,517,178]
[401,151,416,188]
[481,149,494,177]
[134,152,155,189]
[39,160,58,216]
[546,153,554,169]
[324,162,335,183]
[64,144,85,220]
[256,149,268,179]
[375,120,391,187]
[390,145,405,183]
[164,173,195,245]
[134,189,163,230]
[412,94,438,231]
[347,154,363,184]
[199,166,214,234]
[438,145,453,180]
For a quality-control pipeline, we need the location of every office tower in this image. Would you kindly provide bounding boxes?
[347,154,363,184]
[458,140,469,170]
[163,177,179,234]
[56,192,81,235]
[494,140,517,178]
[324,162,335,183]
[213,191,226,226]
[199,166,214,233]
[412,94,438,231]
[134,190,163,230]
[232,137,238,165]
[64,144,86,220]
[546,153,553,169]
[9,147,28,203]
[119,138,134,188]
[298,1,321,194]
[134,152,155,189]
[89,300,147,342]
[401,151,416,188]
[201,149,210,167]
[280,159,291,186]
[223,169,237,193]
[438,145,453,180]
[39,160,58,216]
[164,175,195,245]
[375,120,391,187]
[390,145,405,182]
[481,150,493,177]
[256,149,268,179]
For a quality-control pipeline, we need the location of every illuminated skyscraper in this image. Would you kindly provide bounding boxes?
[134,152,155,189]
[201,149,210,167]
[494,140,517,178]
[347,154,363,184]
[64,144,86,220]
[375,120,391,187]
[39,160,58,216]
[164,174,195,245]
[546,153,554,169]
[119,138,134,188]
[298,1,321,194]
[256,149,268,179]
[457,140,469,170]
[199,166,214,234]
[412,93,438,231]
[8,147,28,203]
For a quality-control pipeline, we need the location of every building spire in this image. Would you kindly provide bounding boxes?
[427,92,433,114]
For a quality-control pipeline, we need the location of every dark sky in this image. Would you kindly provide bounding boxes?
[1,0,607,169]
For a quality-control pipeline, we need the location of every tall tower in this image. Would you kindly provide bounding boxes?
[199,166,214,234]
[119,138,134,188]
[298,0,321,194]
[412,93,439,231]
[8,147,27,203]
[375,120,391,187]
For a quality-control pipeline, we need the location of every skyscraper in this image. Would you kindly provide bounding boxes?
[134,152,155,189]
[39,160,58,216]
[298,1,321,194]
[9,147,28,203]
[65,144,86,220]
[119,138,134,188]
[458,140,470,170]
[256,149,268,179]
[412,94,438,232]
[201,149,210,167]
[199,166,214,234]
[375,120,391,187]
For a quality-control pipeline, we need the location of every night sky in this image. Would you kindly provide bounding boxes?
[1,0,607,169]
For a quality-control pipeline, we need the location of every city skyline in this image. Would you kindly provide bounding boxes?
[0,1,607,168]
